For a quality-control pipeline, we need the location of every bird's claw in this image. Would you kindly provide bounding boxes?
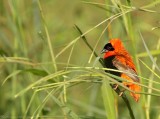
[118,89,126,97]
[112,84,119,90]
[118,92,124,96]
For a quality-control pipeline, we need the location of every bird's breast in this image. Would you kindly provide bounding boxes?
[104,56,121,77]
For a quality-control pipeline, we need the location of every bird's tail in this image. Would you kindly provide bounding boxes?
[121,73,141,102]
[129,84,141,102]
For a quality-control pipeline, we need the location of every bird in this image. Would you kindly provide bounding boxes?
[101,38,141,102]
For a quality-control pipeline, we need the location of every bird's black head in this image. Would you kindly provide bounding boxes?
[101,43,114,54]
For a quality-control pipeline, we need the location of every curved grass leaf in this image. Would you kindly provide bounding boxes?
[101,78,117,119]
[139,31,160,72]
[14,70,71,98]
[23,68,48,77]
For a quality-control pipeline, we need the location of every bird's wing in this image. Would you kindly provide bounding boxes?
[112,58,139,82]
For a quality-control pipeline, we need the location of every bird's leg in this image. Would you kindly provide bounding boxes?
[118,84,130,97]
[110,84,126,97]
[112,84,119,90]
[118,89,126,97]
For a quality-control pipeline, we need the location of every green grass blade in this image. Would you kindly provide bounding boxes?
[37,0,57,72]
[49,91,80,119]
[101,78,117,119]
[139,31,160,72]
[14,70,70,98]
[2,70,21,85]
[137,50,160,58]
[142,0,160,9]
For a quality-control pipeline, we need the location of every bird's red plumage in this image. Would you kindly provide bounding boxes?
[102,38,141,102]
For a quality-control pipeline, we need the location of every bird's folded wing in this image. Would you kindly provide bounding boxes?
[112,58,139,82]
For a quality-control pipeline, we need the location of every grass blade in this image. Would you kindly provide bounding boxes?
[101,78,117,119]
[139,31,160,72]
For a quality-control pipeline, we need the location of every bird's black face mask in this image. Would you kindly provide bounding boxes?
[101,43,114,54]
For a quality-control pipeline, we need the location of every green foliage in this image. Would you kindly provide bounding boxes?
[101,79,117,119]
[0,0,160,119]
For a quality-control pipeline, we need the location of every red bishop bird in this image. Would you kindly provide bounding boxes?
[101,38,141,102]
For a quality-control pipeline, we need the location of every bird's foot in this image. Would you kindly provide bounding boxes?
[118,89,126,97]
[112,84,119,90]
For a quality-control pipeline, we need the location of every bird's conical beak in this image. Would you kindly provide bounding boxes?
[101,49,107,54]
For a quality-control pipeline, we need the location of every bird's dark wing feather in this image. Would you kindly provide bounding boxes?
[112,58,139,82]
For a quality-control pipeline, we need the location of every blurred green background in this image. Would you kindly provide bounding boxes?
[0,0,160,119]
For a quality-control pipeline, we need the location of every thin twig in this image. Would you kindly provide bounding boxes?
[74,25,105,66]
[75,25,135,119]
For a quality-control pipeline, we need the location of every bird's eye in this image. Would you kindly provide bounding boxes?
[104,43,114,51]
